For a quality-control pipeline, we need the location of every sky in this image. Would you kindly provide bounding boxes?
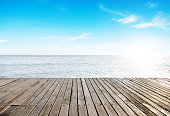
[0,0,170,56]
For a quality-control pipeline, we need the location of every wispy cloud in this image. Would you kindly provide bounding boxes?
[0,39,9,43]
[39,36,68,39]
[39,33,93,41]
[146,2,157,8]
[99,4,125,16]
[133,15,170,29]
[70,33,93,41]
[117,15,138,24]
[100,4,138,24]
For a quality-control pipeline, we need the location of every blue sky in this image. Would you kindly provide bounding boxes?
[0,0,170,55]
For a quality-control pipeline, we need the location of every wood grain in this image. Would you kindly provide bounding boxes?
[0,78,169,116]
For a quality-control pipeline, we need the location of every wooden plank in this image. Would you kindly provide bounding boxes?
[113,78,169,116]
[12,78,47,105]
[30,79,56,106]
[49,78,69,116]
[0,78,19,87]
[59,78,72,116]
[152,79,170,87]
[77,78,88,116]
[98,78,137,116]
[90,78,118,116]
[39,79,65,116]
[102,78,146,116]
[0,79,27,98]
[134,79,170,97]
[120,79,170,113]
[130,78,170,102]
[29,79,60,116]
[124,78,170,109]
[81,78,98,116]
[17,79,51,106]
[19,79,56,116]
[69,78,78,116]
[15,79,53,116]
[0,78,24,90]
[0,105,18,116]
[109,78,157,116]
[0,78,20,88]
[94,78,128,116]
[119,79,170,115]
[85,78,108,116]
[9,79,50,116]
[136,78,170,95]
[127,78,170,103]
[0,79,30,102]
[148,79,170,90]
[0,79,40,114]
[0,78,168,116]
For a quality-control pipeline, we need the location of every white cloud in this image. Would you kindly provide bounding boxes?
[0,40,9,43]
[146,2,157,8]
[70,33,93,41]
[99,4,138,24]
[133,15,170,29]
[99,4,125,16]
[117,15,138,24]
[39,36,68,39]
[39,33,93,41]
[133,23,154,28]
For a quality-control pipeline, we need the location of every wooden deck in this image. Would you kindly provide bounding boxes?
[0,78,169,116]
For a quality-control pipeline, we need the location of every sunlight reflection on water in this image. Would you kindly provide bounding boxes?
[0,55,169,78]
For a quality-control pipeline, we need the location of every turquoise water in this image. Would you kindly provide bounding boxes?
[0,55,169,78]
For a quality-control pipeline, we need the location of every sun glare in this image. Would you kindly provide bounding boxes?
[125,40,160,64]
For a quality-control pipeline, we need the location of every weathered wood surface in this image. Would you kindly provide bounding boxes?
[0,78,169,116]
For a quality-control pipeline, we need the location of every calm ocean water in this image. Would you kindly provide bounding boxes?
[0,55,170,78]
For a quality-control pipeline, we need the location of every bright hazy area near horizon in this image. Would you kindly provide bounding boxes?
[0,0,170,59]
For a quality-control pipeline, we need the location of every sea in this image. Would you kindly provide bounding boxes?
[0,55,170,78]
